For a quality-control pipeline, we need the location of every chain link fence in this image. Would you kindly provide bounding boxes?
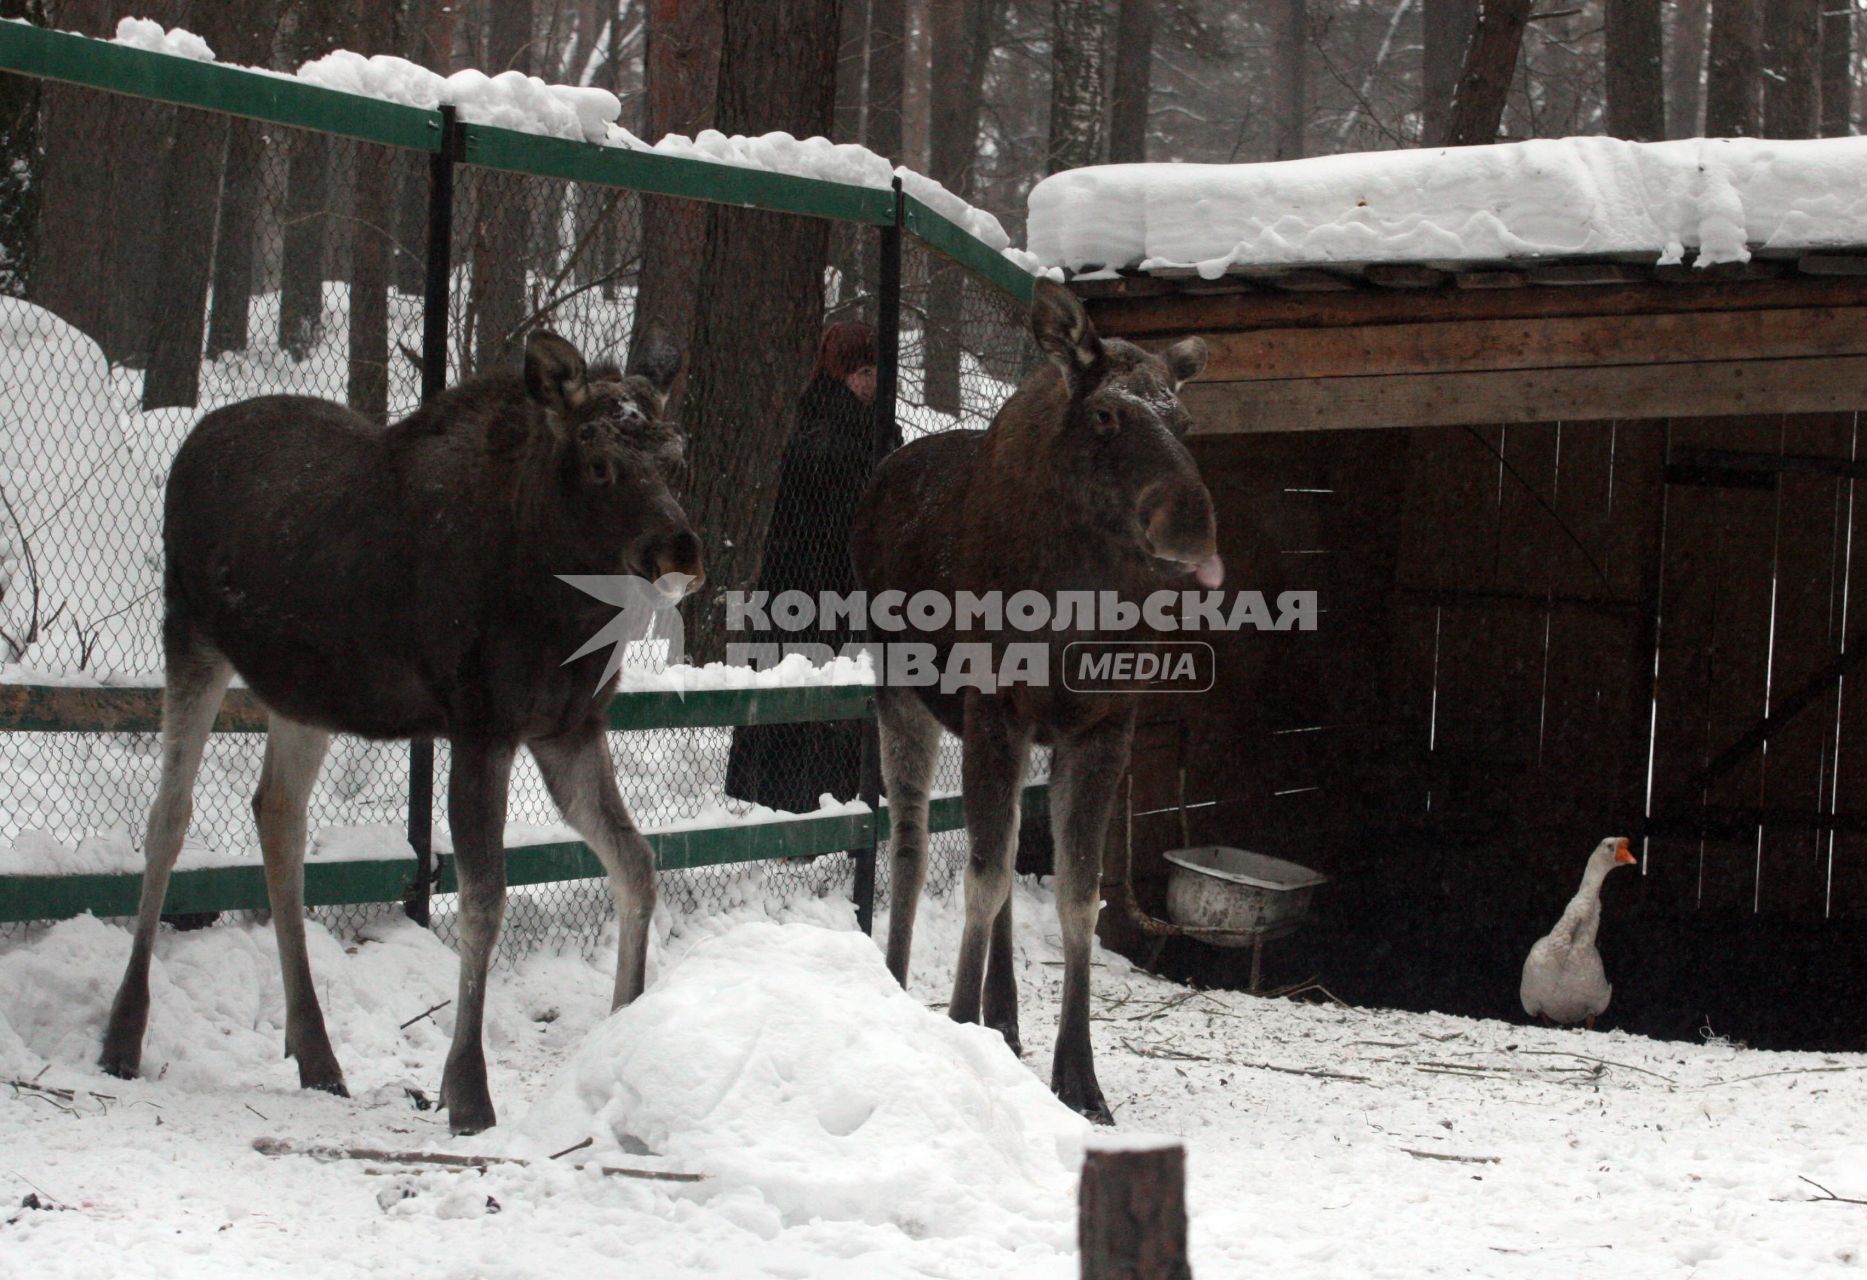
[0,32,1043,961]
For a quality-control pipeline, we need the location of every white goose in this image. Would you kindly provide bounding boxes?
[1520,836,1637,1028]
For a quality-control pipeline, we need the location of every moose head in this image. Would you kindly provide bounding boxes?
[1028,278,1221,589]
[522,328,704,592]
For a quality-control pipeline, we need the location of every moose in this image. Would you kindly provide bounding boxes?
[99,330,700,1135]
[852,280,1215,1122]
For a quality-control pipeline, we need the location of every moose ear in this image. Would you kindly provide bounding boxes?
[1162,336,1208,389]
[1031,278,1102,376]
[524,330,589,415]
[627,324,684,407]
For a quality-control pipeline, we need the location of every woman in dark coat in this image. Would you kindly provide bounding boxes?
[724,322,877,814]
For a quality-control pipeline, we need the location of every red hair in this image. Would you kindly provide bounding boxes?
[813,321,877,383]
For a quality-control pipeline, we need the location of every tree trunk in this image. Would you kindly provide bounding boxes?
[471,0,535,374]
[278,0,349,362]
[1078,1143,1191,1280]
[834,0,870,142]
[1107,0,1154,164]
[632,0,720,397]
[1422,0,1479,143]
[868,0,905,160]
[1761,0,1821,136]
[1606,0,1665,139]
[922,0,996,416]
[1665,0,1711,137]
[141,106,229,409]
[0,0,44,296]
[1048,0,1111,172]
[1439,0,1533,146]
[200,1,276,364]
[348,0,407,421]
[395,0,458,295]
[1821,1,1851,135]
[1705,0,1761,136]
[679,0,840,663]
[1271,0,1307,159]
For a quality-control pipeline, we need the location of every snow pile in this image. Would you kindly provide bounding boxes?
[112,16,214,61]
[296,50,620,143]
[618,650,876,692]
[515,921,1086,1243]
[1027,135,1867,275]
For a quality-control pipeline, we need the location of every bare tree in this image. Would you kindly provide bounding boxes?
[923,0,999,415]
[349,0,418,421]
[1271,0,1308,159]
[834,0,871,142]
[470,0,535,373]
[1440,0,1533,145]
[1108,0,1156,163]
[278,0,352,361]
[1705,0,1761,135]
[679,0,841,661]
[1665,0,1711,137]
[1048,0,1111,172]
[630,0,720,402]
[393,0,459,295]
[1422,0,1478,142]
[1761,0,1820,136]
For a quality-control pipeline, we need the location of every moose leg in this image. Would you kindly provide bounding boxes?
[877,687,941,987]
[530,721,655,1010]
[100,637,233,1079]
[1047,714,1135,1125]
[950,695,1029,1034]
[440,737,515,1135]
[983,894,1021,1057]
[252,714,342,1093]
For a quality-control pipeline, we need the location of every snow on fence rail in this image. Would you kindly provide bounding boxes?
[0,18,1044,931]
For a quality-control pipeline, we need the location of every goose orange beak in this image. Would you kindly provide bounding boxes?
[1614,838,1637,865]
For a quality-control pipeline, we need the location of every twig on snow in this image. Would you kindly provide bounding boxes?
[253,1137,704,1183]
[1792,1176,1867,1206]
[399,1000,452,1031]
[1401,1148,1501,1164]
[1118,1037,1371,1083]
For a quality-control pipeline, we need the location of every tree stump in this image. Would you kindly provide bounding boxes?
[1079,1137,1192,1280]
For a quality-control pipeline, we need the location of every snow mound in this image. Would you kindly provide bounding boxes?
[1027,135,1867,274]
[514,921,1087,1243]
[113,16,213,61]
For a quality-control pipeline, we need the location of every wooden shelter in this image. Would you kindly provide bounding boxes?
[1082,252,1867,1047]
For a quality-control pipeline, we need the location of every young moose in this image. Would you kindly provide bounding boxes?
[852,280,1215,1122]
[100,331,700,1135]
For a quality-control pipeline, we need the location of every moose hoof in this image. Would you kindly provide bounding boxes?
[297,1061,350,1097]
[441,1059,496,1135]
[986,1018,1023,1060]
[1054,1070,1114,1126]
[97,1044,141,1082]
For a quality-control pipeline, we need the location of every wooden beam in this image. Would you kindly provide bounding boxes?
[1189,306,1867,383]
[1085,274,1867,338]
[1180,355,1867,433]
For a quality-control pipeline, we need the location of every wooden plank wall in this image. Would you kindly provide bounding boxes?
[1123,411,1867,931]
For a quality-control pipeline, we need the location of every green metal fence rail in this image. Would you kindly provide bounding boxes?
[0,785,1051,924]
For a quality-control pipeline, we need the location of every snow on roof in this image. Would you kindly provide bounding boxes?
[1025,136,1867,278]
[93,19,1022,267]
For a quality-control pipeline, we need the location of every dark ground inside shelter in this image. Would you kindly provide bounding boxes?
[1106,827,1867,1055]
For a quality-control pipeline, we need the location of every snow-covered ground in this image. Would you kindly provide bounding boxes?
[2,882,1864,1278]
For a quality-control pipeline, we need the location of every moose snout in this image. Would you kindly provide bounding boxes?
[1139,481,1222,588]
[637,527,706,595]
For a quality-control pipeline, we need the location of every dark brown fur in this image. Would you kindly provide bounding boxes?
[100,331,700,1135]
[852,280,1212,1121]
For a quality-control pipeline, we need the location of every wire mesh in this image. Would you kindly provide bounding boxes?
[0,66,1048,962]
